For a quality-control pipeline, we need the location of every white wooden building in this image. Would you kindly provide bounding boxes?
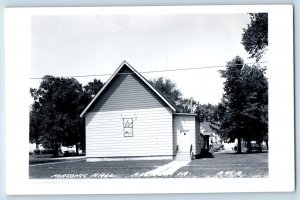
[80,61,205,161]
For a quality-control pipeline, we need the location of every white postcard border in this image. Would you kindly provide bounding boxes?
[5,5,294,195]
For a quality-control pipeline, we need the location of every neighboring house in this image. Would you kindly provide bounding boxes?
[200,121,222,149]
[80,61,205,161]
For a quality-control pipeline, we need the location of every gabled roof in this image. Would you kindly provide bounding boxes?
[200,122,213,132]
[80,61,176,117]
[200,122,214,135]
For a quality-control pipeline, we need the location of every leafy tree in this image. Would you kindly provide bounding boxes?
[207,101,226,138]
[214,102,227,123]
[30,76,84,157]
[241,13,268,62]
[195,103,217,122]
[149,77,219,116]
[30,76,104,157]
[219,56,268,153]
[178,97,199,113]
[149,77,202,113]
[29,98,42,149]
[149,77,183,107]
[83,79,104,101]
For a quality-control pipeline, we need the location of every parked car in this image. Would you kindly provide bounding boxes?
[212,144,224,152]
[251,143,261,152]
[63,150,76,156]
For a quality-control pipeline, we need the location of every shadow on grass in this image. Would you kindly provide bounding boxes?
[194,149,268,159]
[212,150,268,155]
[232,150,268,154]
[194,149,215,159]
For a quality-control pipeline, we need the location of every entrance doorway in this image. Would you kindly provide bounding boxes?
[179,130,190,152]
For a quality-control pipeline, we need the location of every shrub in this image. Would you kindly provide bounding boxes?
[33,149,41,155]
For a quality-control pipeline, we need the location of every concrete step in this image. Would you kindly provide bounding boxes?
[176,152,191,161]
[177,157,191,161]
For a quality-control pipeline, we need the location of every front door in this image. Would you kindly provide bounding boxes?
[179,130,190,152]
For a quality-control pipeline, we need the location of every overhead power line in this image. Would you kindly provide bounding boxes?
[30,61,267,80]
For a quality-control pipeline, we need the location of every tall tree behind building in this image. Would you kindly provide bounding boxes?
[241,13,268,62]
[219,56,268,153]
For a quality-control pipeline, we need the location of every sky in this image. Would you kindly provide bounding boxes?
[31,13,258,105]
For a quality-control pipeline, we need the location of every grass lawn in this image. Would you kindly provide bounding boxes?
[29,154,85,165]
[30,152,268,179]
[174,152,268,178]
[30,159,171,179]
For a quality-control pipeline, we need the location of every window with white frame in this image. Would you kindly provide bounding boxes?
[123,118,133,137]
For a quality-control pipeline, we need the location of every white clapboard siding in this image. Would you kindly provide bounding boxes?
[86,107,173,158]
[173,115,197,155]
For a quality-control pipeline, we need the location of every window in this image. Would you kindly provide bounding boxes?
[123,118,133,137]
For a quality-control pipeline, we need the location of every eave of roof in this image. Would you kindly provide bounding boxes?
[202,132,213,136]
[173,113,197,116]
[80,61,176,117]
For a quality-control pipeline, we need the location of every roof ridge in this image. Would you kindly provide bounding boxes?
[80,61,176,117]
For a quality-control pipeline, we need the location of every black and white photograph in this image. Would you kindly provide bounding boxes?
[29,10,269,180]
[4,5,294,194]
